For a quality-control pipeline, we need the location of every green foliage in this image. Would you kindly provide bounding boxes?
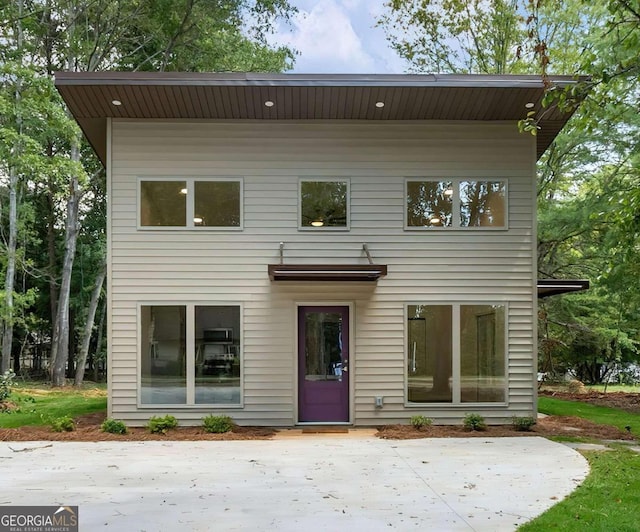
[101,418,127,434]
[146,415,178,434]
[538,396,640,436]
[463,413,487,431]
[519,448,640,531]
[0,0,297,387]
[202,414,234,433]
[379,0,529,74]
[409,415,433,429]
[115,0,296,72]
[0,370,16,402]
[511,416,536,432]
[0,386,106,428]
[49,415,75,432]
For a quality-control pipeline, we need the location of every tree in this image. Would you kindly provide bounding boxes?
[1,0,296,385]
[378,0,640,382]
[379,0,528,74]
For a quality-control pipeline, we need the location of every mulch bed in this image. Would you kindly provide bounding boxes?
[0,412,276,442]
[0,410,635,442]
[376,415,636,441]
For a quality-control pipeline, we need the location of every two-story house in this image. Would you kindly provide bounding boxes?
[55,72,583,426]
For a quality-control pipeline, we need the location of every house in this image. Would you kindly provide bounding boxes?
[55,72,585,426]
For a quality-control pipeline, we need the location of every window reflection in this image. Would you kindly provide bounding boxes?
[194,181,241,227]
[305,312,344,381]
[407,305,453,402]
[300,181,348,228]
[140,305,187,404]
[460,305,505,402]
[406,181,453,227]
[195,306,241,404]
[407,304,506,404]
[140,181,187,226]
[460,181,506,227]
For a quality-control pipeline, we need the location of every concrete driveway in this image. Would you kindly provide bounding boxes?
[0,436,587,531]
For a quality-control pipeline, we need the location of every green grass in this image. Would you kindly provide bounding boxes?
[524,397,640,530]
[0,386,107,428]
[519,447,640,531]
[586,384,640,393]
[538,396,640,436]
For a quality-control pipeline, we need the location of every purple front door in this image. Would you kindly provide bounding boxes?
[298,306,349,423]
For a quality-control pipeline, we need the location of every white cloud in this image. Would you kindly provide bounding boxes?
[272,0,377,73]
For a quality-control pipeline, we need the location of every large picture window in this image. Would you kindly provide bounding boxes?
[140,178,242,229]
[407,304,506,404]
[299,179,349,230]
[406,179,507,229]
[141,304,241,406]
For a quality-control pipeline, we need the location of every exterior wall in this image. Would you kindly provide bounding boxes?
[109,120,537,426]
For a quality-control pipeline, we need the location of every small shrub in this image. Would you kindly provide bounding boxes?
[202,414,234,434]
[101,418,128,434]
[410,415,433,430]
[146,415,178,434]
[0,370,16,402]
[463,413,487,431]
[50,415,75,432]
[512,416,537,432]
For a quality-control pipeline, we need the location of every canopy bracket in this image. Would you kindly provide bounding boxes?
[362,243,374,265]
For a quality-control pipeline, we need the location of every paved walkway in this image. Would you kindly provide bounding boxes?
[0,437,588,531]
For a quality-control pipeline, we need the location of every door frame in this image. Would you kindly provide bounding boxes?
[294,301,355,425]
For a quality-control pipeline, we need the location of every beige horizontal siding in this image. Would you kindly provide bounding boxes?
[109,120,536,426]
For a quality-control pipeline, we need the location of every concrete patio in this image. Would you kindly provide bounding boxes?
[0,436,588,531]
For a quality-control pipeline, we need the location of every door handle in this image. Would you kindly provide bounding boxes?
[342,360,348,372]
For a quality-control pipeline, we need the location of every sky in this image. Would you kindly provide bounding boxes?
[270,0,409,74]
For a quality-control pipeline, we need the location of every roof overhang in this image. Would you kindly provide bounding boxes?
[537,279,590,298]
[268,264,387,282]
[54,72,587,165]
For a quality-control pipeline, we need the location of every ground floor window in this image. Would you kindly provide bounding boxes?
[140,304,241,405]
[407,303,506,404]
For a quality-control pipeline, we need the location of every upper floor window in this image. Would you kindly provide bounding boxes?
[299,179,350,230]
[140,178,242,229]
[406,179,507,229]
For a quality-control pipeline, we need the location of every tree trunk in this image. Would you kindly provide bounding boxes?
[47,178,59,321]
[94,298,107,382]
[50,143,81,386]
[1,0,23,373]
[75,261,106,386]
[1,169,18,374]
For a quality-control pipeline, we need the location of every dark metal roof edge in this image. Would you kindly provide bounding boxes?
[537,279,590,287]
[267,263,388,282]
[54,71,588,89]
[537,278,590,298]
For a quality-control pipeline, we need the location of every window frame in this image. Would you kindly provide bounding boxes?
[137,177,244,231]
[298,177,351,231]
[137,302,244,409]
[404,301,509,407]
[404,178,508,231]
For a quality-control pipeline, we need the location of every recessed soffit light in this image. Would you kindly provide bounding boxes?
[179,188,188,195]
[264,100,275,107]
[375,101,385,108]
[311,220,324,227]
[111,99,122,106]
[525,102,535,109]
